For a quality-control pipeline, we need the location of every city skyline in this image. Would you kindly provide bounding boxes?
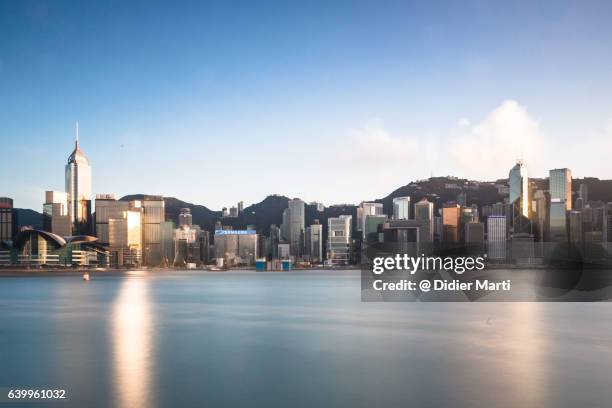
[3,1,612,211]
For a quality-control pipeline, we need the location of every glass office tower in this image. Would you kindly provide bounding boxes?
[392,196,410,220]
[509,160,530,234]
[549,168,572,241]
[65,125,92,234]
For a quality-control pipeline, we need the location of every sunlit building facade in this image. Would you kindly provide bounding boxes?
[43,191,71,237]
[142,196,165,266]
[65,126,92,234]
[509,160,530,234]
[549,168,572,242]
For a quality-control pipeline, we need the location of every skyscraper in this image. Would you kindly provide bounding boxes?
[414,198,434,242]
[305,220,323,263]
[142,196,165,266]
[65,123,92,234]
[487,215,507,260]
[508,160,530,234]
[550,168,572,210]
[549,168,572,241]
[327,215,352,266]
[392,196,410,220]
[442,203,460,243]
[287,198,305,257]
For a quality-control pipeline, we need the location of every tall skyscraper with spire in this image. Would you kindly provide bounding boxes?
[65,123,92,234]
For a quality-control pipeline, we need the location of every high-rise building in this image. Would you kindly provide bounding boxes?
[161,220,175,266]
[357,202,384,237]
[287,198,305,257]
[173,213,202,266]
[533,190,549,242]
[392,196,410,220]
[43,191,71,237]
[237,201,244,214]
[142,196,165,266]
[65,124,92,234]
[95,194,128,244]
[414,198,434,242]
[509,160,530,234]
[0,197,17,242]
[305,220,323,263]
[487,215,507,260]
[327,215,352,265]
[214,230,258,265]
[550,168,572,210]
[442,203,460,243]
[569,210,583,243]
[269,224,281,260]
[549,168,572,242]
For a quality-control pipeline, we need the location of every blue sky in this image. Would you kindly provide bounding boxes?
[2,0,612,211]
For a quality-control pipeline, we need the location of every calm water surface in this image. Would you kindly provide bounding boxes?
[1,270,611,407]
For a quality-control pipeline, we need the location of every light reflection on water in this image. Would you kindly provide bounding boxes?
[111,276,154,408]
[1,270,612,408]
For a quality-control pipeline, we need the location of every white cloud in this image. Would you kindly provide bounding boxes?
[450,100,545,179]
[347,120,420,167]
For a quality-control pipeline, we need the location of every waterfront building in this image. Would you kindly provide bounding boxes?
[43,191,71,237]
[305,220,323,263]
[173,216,202,266]
[278,243,290,260]
[142,196,165,266]
[108,205,143,266]
[392,196,410,220]
[214,229,258,265]
[414,198,434,242]
[65,124,92,234]
[327,215,352,266]
[487,215,507,260]
[0,197,18,242]
[161,220,175,266]
[286,198,305,257]
[94,194,129,244]
[269,224,281,259]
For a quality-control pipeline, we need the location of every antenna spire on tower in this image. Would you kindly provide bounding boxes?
[75,121,79,148]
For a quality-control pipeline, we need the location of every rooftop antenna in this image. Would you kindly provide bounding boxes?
[75,121,79,148]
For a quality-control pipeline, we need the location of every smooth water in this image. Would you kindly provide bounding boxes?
[1,270,611,407]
